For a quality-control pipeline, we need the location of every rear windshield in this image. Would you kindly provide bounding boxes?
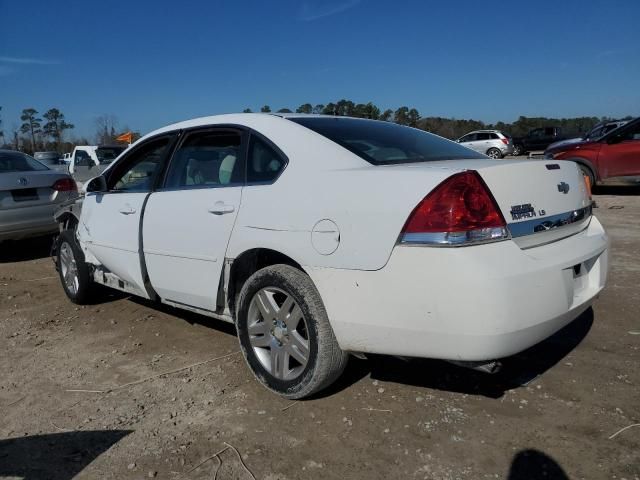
[0,151,49,172]
[289,117,486,164]
[96,147,126,164]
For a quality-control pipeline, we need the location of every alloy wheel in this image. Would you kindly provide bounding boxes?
[247,287,310,381]
[59,242,79,295]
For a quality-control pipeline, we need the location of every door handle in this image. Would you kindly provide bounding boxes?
[208,202,235,215]
[119,204,136,215]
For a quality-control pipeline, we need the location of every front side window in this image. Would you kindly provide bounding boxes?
[290,117,485,164]
[247,136,286,183]
[108,137,172,192]
[164,131,243,189]
[0,152,49,172]
[459,134,475,143]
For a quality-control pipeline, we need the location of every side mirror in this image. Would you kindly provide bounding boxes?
[86,175,107,193]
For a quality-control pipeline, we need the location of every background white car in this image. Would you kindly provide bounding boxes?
[457,130,514,158]
[54,114,609,398]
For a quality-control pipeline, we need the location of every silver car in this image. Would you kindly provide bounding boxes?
[457,130,514,159]
[0,150,78,241]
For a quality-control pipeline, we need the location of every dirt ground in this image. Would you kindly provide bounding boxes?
[1,185,639,480]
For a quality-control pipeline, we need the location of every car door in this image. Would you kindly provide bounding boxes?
[142,128,246,311]
[71,150,100,183]
[79,134,177,296]
[473,132,491,154]
[596,121,640,178]
[459,133,478,152]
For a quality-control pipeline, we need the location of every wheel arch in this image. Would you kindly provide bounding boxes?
[564,157,598,182]
[227,248,306,319]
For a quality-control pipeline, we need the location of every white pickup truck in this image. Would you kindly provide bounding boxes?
[68,145,127,184]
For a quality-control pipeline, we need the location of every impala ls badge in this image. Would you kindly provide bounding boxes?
[557,182,570,194]
[18,177,28,186]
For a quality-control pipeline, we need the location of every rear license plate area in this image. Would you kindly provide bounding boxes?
[11,188,39,202]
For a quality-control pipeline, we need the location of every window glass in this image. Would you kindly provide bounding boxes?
[109,137,171,192]
[96,146,126,164]
[75,150,92,166]
[544,127,555,136]
[529,128,543,138]
[247,136,286,183]
[290,117,485,164]
[489,133,499,139]
[459,134,475,143]
[164,131,242,188]
[0,152,49,172]
[476,132,491,140]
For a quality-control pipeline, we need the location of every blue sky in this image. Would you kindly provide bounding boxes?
[1,0,639,139]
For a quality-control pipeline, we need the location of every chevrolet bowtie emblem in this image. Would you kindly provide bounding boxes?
[557,182,570,194]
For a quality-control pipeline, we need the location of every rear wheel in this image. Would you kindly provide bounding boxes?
[236,264,348,399]
[57,230,93,304]
[487,148,503,159]
[512,144,523,156]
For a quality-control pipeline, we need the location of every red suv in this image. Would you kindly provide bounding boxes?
[545,117,640,186]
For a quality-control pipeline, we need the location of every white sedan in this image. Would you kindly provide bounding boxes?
[54,114,609,398]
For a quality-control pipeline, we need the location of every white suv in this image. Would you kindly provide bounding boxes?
[457,130,514,158]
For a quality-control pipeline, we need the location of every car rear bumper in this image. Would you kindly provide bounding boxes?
[307,216,609,361]
[0,204,59,241]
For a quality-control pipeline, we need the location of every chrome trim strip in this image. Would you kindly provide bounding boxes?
[400,227,510,247]
[508,205,592,238]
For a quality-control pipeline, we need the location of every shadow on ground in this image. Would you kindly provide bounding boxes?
[594,184,640,196]
[0,430,132,480]
[507,449,569,479]
[320,307,594,399]
[79,278,593,400]
[0,235,55,263]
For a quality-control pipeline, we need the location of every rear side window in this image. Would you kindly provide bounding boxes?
[164,131,243,188]
[290,117,485,164]
[247,136,287,183]
[0,152,49,172]
[489,133,499,139]
[476,133,491,140]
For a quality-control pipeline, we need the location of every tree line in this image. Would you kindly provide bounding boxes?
[2,100,632,155]
[0,107,141,155]
[244,99,631,139]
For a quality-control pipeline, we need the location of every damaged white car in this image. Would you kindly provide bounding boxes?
[54,114,609,398]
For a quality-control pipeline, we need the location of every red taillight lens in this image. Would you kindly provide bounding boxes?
[52,178,77,192]
[400,171,509,246]
[501,138,509,145]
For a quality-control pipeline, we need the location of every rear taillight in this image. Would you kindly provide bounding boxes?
[52,178,77,192]
[400,171,509,246]
[501,138,509,145]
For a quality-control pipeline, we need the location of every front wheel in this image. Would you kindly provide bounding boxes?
[579,164,596,188]
[56,230,93,304]
[236,264,348,399]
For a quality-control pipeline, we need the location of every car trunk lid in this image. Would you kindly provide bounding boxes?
[472,160,592,248]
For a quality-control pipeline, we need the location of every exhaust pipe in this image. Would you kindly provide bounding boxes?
[447,360,502,374]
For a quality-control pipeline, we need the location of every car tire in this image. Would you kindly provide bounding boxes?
[578,164,596,188]
[236,264,348,399]
[512,144,523,156]
[56,229,93,304]
[487,148,503,159]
